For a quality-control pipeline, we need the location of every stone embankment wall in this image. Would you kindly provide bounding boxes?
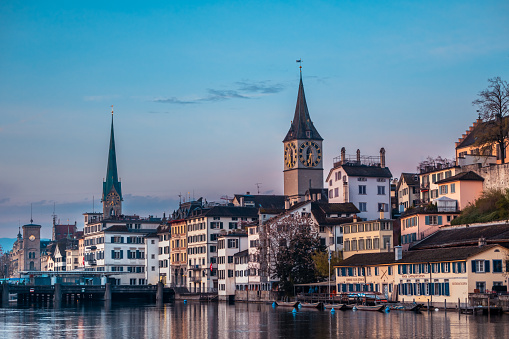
[234,290,278,302]
[461,163,509,191]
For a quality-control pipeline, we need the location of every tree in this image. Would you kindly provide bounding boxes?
[312,250,342,280]
[259,213,322,295]
[472,77,509,163]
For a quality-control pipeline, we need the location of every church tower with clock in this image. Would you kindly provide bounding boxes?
[102,111,123,218]
[283,71,324,207]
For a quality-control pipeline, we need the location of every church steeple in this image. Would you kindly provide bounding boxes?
[283,74,322,142]
[283,69,324,207]
[102,109,122,218]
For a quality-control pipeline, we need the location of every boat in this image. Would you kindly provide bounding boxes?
[299,302,324,310]
[324,304,347,310]
[355,305,386,312]
[274,301,300,308]
[387,303,423,312]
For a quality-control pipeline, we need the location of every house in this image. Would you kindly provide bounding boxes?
[455,117,503,166]
[326,148,392,221]
[434,171,484,210]
[400,207,460,250]
[418,161,460,205]
[396,173,420,212]
[169,219,187,288]
[335,244,509,307]
[342,218,395,259]
[217,232,248,301]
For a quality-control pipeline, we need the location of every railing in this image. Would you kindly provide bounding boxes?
[189,265,201,270]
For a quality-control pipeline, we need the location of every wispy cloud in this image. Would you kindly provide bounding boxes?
[154,80,285,105]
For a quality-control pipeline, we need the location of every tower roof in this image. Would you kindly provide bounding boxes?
[103,114,122,200]
[283,75,322,142]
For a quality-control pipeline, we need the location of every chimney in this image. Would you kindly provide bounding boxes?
[394,246,402,261]
[478,237,486,247]
[356,149,360,164]
[341,147,346,163]
[380,147,386,168]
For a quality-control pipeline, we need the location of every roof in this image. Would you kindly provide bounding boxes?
[233,194,286,209]
[456,117,509,149]
[396,173,419,191]
[103,115,122,200]
[342,165,392,178]
[410,223,509,250]
[311,202,359,226]
[337,245,501,267]
[283,75,323,142]
[234,249,249,257]
[259,207,285,215]
[199,206,259,218]
[435,171,484,184]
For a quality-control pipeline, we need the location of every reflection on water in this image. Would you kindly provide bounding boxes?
[1,301,508,339]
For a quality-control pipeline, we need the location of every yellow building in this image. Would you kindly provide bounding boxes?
[342,219,394,259]
[169,219,187,287]
[336,244,509,307]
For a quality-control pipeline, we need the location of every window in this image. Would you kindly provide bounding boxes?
[476,281,486,293]
[439,185,448,195]
[334,187,339,197]
[229,222,238,229]
[474,260,486,273]
[378,203,388,212]
[451,183,456,193]
[359,202,367,212]
[329,190,333,199]
[493,260,503,273]
[377,186,385,195]
[358,185,366,195]
[357,177,367,181]
[227,239,238,248]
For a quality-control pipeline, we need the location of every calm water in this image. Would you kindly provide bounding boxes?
[1,301,508,339]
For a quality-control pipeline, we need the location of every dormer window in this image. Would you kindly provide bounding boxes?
[306,131,311,138]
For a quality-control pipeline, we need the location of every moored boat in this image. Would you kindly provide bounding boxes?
[387,303,423,312]
[299,302,324,310]
[274,301,300,308]
[355,305,386,312]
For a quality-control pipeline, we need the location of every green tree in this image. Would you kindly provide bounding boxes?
[312,250,342,280]
[472,77,509,163]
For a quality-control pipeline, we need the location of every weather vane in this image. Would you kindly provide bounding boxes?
[296,59,302,72]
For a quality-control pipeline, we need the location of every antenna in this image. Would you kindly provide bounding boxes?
[296,59,302,72]
[111,105,114,116]
[30,203,33,223]
[255,183,262,194]
[52,202,57,226]
[178,193,182,205]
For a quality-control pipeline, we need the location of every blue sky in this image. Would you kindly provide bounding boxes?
[1,0,508,239]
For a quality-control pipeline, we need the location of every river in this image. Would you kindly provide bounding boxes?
[1,301,508,338]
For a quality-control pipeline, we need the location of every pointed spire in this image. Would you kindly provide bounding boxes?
[283,69,322,142]
[103,109,122,200]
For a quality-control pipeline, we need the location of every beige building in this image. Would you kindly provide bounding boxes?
[335,244,509,307]
[396,173,420,211]
[342,218,394,259]
[169,219,187,287]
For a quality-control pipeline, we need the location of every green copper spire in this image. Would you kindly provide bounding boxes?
[103,113,122,200]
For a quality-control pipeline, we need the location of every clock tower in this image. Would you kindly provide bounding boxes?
[102,111,122,218]
[283,72,323,206]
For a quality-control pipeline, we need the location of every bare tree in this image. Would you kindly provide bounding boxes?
[258,213,322,295]
[472,77,509,163]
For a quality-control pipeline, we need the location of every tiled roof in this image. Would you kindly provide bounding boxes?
[341,165,392,178]
[197,206,259,218]
[234,249,249,257]
[435,171,484,184]
[233,194,286,209]
[410,223,509,250]
[337,245,500,267]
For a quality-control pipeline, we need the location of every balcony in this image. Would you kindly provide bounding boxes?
[189,265,201,270]
[189,276,202,283]
[87,260,97,266]
[87,246,97,251]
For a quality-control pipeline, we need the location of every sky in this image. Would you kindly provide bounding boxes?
[1,0,508,239]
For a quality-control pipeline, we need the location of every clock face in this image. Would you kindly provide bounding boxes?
[299,141,322,167]
[107,192,120,206]
[29,235,35,241]
[284,142,297,169]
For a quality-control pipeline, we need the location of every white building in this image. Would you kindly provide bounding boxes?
[187,206,258,293]
[145,232,160,285]
[217,232,248,300]
[156,224,170,285]
[82,214,161,285]
[326,148,392,221]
